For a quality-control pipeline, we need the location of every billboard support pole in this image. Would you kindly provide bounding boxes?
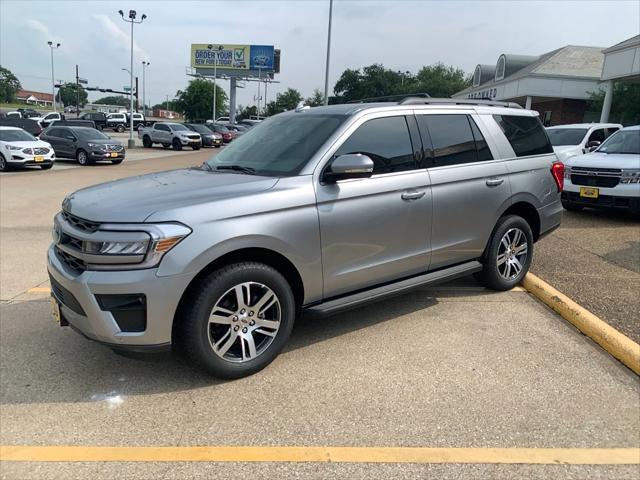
[229,77,237,124]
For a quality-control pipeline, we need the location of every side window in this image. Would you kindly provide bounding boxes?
[605,127,619,139]
[47,128,62,138]
[335,116,415,174]
[493,115,553,157]
[417,114,477,167]
[469,117,494,162]
[588,129,605,143]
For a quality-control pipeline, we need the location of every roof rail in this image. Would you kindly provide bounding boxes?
[346,92,431,104]
[398,97,523,109]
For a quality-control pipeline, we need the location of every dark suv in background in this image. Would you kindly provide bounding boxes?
[40,126,125,165]
[79,112,108,130]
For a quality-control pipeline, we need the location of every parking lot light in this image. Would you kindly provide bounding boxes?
[142,61,150,117]
[47,41,61,112]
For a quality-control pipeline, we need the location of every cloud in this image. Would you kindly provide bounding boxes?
[25,19,61,43]
[91,14,150,61]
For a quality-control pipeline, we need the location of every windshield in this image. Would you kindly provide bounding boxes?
[205,113,345,177]
[188,125,210,134]
[170,124,190,132]
[546,128,588,146]
[74,128,109,140]
[214,125,230,133]
[597,130,640,154]
[0,129,37,142]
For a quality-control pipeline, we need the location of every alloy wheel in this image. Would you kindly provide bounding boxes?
[207,282,281,363]
[497,227,528,280]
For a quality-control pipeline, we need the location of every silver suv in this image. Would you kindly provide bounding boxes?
[48,98,564,378]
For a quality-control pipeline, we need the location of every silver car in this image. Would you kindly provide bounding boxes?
[48,98,563,378]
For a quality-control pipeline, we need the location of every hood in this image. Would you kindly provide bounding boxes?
[552,145,582,162]
[565,152,640,170]
[6,140,52,148]
[83,138,122,146]
[63,168,279,222]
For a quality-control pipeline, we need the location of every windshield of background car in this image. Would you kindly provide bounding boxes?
[73,128,110,140]
[0,129,37,142]
[189,125,210,134]
[215,125,230,133]
[206,113,346,176]
[546,128,588,146]
[597,130,640,154]
[170,124,190,132]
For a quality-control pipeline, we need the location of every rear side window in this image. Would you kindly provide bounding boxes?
[493,115,553,157]
[336,116,415,174]
[469,118,493,162]
[46,128,63,138]
[588,129,605,143]
[416,114,477,167]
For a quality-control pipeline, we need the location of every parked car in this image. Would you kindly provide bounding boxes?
[208,123,235,143]
[48,98,563,379]
[0,126,55,171]
[64,106,80,114]
[0,118,43,137]
[39,126,125,165]
[139,122,202,150]
[105,113,128,132]
[561,125,640,213]
[546,123,622,162]
[126,112,146,130]
[5,111,22,119]
[185,123,223,147]
[17,108,41,119]
[224,124,248,136]
[79,112,107,130]
[49,119,97,129]
[31,111,63,128]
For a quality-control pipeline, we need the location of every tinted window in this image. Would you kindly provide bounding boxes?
[546,128,588,146]
[156,124,170,132]
[46,128,64,138]
[588,129,605,143]
[493,115,553,157]
[335,116,415,174]
[73,128,109,140]
[417,114,477,167]
[469,118,493,161]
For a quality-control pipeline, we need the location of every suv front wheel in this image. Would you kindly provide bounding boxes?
[475,215,533,291]
[181,262,296,379]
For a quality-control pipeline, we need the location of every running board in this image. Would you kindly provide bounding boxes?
[305,260,483,316]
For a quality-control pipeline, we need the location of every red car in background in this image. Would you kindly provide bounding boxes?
[208,123,236,143]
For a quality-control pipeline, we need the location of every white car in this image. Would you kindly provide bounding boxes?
[0,126,55,171]
[561,125,640,213]
[546,123,622,162]
[5,111,22,119]
[30,111,63,128]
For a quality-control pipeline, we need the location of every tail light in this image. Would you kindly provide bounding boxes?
[551,161,565,192]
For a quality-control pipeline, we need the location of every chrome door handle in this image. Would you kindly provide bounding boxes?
[401,190,426,201]
[486,178,504,187]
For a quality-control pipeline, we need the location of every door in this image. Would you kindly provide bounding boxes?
[316,114,432,298]
[57,128,76,157]
[156,124,171,143]
[416,113,511,270]
[43,128,64,156]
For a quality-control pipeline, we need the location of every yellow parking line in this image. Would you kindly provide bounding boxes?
[1,446,638,464]
[27,287,51,293]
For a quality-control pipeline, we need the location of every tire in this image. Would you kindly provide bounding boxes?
[475,215,533,291]
[215,145,221,148]
[40,163,53,170]
[111,158,123,165]
[180,262,296,379]
[116,124,125,133]
[192,145,201,151]
[76,149,90,166]
[0,154,8,172]
[142,135,152,148]
[561,200,584,212]
[172,139,182,151]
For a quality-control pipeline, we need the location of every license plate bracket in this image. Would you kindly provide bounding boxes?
[34,156,44,162]
[579,187,599,199]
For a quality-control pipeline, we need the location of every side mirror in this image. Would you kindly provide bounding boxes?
[586,140,601,151]
[324,154,374,183]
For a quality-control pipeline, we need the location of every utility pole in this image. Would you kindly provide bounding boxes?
[257,67,262,118]
[165,94,169,112]
[135,76,139,112]
[142,61,150,117]
[48,41,61,111]
[323,0,333,105]
[207,44,223,122]
[75,65,80,116]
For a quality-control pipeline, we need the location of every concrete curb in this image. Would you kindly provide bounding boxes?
[521,273,640,375]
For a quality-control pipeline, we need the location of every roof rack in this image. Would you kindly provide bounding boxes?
[346,93,431,104]
[398,97,523,109]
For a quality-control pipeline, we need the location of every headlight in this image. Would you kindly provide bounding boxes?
[7,145,22,151]
[620,170,640,184]
[88,143,106,150]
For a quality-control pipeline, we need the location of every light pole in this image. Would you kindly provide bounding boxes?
[323,0,333,105]
[207,44,223,122]
[118,9,146,149]
[47,41,61,112]
[142,61,150,117]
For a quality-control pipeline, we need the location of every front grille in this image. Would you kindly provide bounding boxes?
[187,135,200,140]
[49,274,86,315]
[60,231,82,251]
[105,144,124,152]
[55,246,87,273]
[570,167,621,188]
[33,147,50,155]
[61,211,100,233]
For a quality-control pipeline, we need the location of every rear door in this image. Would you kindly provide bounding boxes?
[57,127,76,157]
[43,128,64,156]
[417,112,511,269]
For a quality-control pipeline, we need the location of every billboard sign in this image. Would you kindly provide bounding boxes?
[191,44,275,72]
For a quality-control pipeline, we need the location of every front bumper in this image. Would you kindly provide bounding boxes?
[89,150,125,161]
[180,138,201,146]
[47,245,193,350]
[8,152,55,166]
[563,180,640,210]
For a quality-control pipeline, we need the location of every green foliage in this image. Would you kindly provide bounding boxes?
[174,78,228,122]
[56,83,88,107]
[264,88,303,116]
[95,95,130,106]
[306,88,325,107]
[0,67,21,103]
[237,104,258,121]
[588,82,640,126]
[332,63,470,103]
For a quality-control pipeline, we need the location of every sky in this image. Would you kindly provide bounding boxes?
[1,0,639,110]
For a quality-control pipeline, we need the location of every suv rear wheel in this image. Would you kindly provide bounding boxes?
[142,136,152,148]
[181,262,295,379]
[116,124,125,133]
[475,215,533,291]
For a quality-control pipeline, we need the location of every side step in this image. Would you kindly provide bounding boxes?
[305,260,483,316]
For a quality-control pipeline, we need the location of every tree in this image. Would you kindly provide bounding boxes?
[174,78,227,122]
[95,95,129,106]
[412,63,471,98]
[264,88,303,116]
[237,104,258,120]
[306,88,325,107]
[56,83,88,107]
[588,83,640,126]
[0,66,21,103]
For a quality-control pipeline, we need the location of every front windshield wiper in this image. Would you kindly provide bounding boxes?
[214,165,257,175]
[200,162,215,171]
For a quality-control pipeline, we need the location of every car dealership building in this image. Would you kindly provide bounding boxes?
[453,35,640,126]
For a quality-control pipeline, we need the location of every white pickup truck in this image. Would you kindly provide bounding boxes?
[138,122,202,151]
